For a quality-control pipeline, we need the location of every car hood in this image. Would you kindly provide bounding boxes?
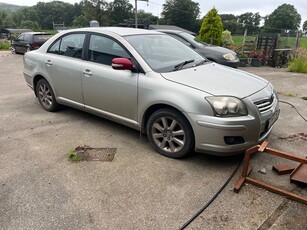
[160,63,268,98]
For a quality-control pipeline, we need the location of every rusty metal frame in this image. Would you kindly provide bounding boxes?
[234,140,307,205]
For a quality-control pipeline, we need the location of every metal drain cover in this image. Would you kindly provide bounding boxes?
[75,146,116,161]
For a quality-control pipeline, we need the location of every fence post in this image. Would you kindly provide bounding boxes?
[242,29,247,53]
[295,31,301,49]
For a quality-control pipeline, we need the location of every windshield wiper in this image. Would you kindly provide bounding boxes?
[172,59,195,71]
[195,59,208,66]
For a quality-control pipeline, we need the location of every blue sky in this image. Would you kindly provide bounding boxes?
[1,0,306,29]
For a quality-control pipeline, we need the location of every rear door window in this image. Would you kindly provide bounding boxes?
[23,34,32,42]
[34,34,52,43]
[48,33,86,59]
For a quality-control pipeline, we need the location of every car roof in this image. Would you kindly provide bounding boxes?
[156,29,184,34]
[21,32,52,35]
[64,27,164,36]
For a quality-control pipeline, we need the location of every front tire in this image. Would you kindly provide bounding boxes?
[147,108,194,158]
[36,79,59,112]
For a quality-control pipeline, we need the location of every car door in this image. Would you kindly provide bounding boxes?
[14,34,24,53]
[82,34,138,124]
[22,34,32,52]
[43,33,86,109]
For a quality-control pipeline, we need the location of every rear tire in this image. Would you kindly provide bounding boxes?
[36,79,59,112]
[147,108,194,159]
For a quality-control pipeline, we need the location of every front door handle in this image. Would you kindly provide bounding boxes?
[83,69,93,77]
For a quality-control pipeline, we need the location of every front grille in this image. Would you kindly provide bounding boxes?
[254,94,275,113]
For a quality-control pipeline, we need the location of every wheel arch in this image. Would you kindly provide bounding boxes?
[33,75,47,97]
[141,104,195,142]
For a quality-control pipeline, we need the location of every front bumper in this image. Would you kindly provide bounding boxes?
[186,93,279,155]
[218,58,240,68]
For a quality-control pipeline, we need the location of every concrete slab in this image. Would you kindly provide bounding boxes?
[0,53,306,229]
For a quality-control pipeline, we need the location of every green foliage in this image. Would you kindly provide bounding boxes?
[222,30,234,47]
[72,15,88,28]
[35,1,80,29]
[199,8,223,46]
[108,0,133,25]
[238,12,261,33]
[161,0,200,31]
[265,4,301,30]
[303,20,307,31]
[0,9,16,28]
[220,12,261,35]
[137,10,158,25]
[67,150,82,162]
[288,57,307,73]
[302,96,307,101]
[220,14,240,34]
[0,41,10,50]
[19,20,40,31]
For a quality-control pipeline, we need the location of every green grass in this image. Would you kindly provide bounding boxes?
[0,41,11,50]
[288,57,307,73]
[300,37,307,49]
[232,35,253,47]
[232,35,307,49]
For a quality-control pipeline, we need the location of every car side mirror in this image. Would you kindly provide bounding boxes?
[111,58,133,70]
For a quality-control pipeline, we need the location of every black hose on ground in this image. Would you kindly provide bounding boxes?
[279,100,307,123]
[179,159,242,230]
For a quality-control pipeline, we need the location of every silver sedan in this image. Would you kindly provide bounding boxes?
[23,27,279,158]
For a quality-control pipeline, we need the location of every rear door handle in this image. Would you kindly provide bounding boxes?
[45,60,52,66]
[83,69,93,77]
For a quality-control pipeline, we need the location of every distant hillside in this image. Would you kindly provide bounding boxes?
[0,2,26,11]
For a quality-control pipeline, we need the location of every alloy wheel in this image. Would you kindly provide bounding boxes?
[151,116,185,153]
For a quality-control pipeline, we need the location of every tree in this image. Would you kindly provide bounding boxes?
[161,0,200,31]
[34,1,77,29]
[137,10,158,25]
[72,15,88,27]
[81,0,110,26]
[220,14,240,34]
[265,4,301,31]
[0,10,16,28]
[303,20,307,31]
[107,0,133,25]
[237,12,261,33]
[19,20,40,31]
[199,8,223,45]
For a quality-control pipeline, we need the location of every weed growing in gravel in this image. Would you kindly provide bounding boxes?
[285,92,296,97]
[67,150,82,162]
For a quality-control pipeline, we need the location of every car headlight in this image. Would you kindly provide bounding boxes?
[223,53,236,61]
[206,96,248,117]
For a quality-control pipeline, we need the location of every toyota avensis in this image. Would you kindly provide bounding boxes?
[23,27,279,158]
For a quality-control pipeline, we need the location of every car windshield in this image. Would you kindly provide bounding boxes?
[179,32,209,47]
[34,34,52,42]
[124,34,205,73]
